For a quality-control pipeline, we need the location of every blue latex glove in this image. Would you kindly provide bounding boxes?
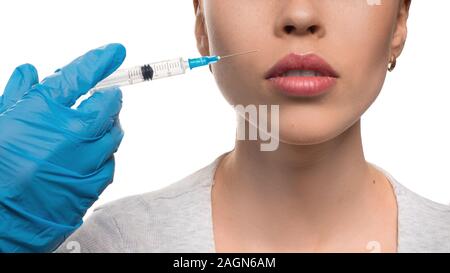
[0,43,126,253]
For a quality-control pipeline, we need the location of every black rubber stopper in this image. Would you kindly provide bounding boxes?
[141,65,154,81]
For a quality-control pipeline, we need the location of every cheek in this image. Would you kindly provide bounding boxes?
[204,1,272,106]
[332,9,396,122]
[204,1,269,56]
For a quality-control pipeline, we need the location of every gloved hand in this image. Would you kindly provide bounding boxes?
[0,43,126,253]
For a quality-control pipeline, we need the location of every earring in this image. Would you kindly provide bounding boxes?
[388,55,397,72]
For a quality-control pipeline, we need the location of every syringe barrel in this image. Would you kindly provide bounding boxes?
[151,58,188,80]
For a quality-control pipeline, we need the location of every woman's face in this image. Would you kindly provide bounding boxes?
[194,0,410,145]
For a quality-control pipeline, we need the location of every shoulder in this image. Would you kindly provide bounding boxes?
[371,163,450,252]
[55,154,225,253]
[395,181,450,252]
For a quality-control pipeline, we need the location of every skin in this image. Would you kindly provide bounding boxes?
[193,0,411,252]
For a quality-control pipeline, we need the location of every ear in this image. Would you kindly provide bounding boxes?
[193,0,211,56]
[390,0,411,59]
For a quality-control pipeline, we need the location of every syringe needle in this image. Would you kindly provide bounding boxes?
[219,50,259,60]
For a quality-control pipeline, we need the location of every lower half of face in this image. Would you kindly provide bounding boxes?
[203,0,400,145]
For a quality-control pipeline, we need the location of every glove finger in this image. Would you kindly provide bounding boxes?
[76,87,123,137]
[38,43,126,107]
[92,156,116,198]
[89,119,124,170]
[1,64,39,110]
[71,156,116,215]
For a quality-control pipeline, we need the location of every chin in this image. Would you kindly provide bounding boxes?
[277,113,353,146]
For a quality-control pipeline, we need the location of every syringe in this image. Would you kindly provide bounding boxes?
[90,50,258,93]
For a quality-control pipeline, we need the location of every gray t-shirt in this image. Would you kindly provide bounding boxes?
[55,152,450,253]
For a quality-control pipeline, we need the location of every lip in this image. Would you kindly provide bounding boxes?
[265,53,339,97]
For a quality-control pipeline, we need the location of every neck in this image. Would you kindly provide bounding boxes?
[215,118,378,219]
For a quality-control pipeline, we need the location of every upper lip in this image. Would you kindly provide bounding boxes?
[264,53,339,79]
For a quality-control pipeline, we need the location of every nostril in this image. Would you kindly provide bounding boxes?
[284,25,296,34]
[308,25,318,34]
[283,25,319,35]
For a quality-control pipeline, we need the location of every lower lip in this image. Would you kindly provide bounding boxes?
[267,76,337,97]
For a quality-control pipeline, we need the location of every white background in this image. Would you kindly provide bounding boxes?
[0,0,449,220]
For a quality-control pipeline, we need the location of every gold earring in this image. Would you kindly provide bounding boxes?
[388,56,397,72]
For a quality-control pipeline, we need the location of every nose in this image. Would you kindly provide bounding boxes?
[274,0,325,39]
